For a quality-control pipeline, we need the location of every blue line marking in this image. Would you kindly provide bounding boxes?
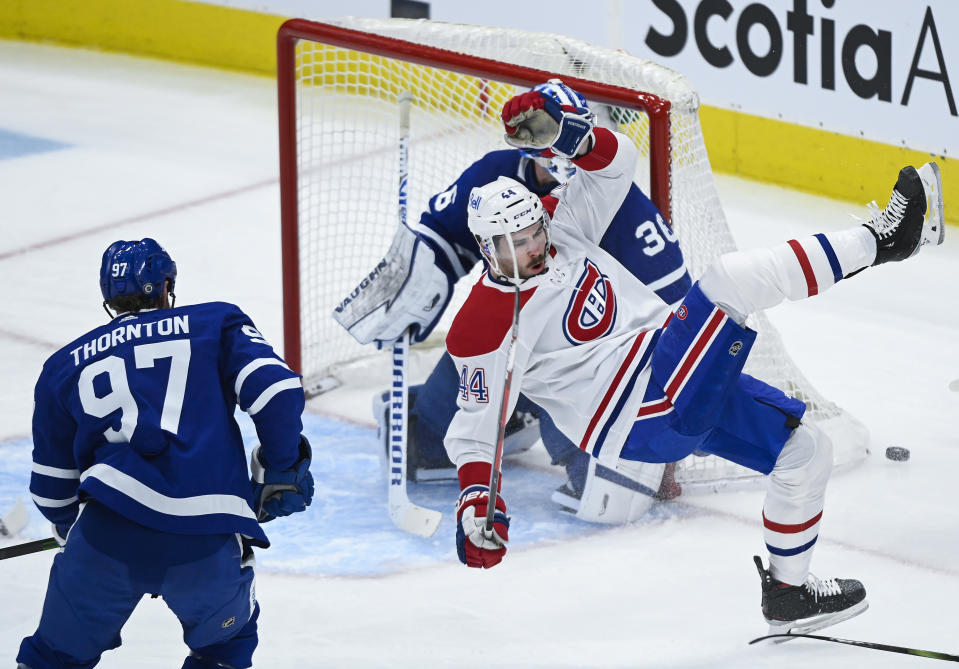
[0,128,69,160]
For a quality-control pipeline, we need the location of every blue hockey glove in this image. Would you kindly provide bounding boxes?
[250,436,315,523]
[501,87,594,159]
[455,462,510,569]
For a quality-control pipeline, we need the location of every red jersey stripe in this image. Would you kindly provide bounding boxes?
[637,397,673,418]
[541,194,558,217]
[664,309,725,400]
[787,238,818,297]
[578,330,649,451]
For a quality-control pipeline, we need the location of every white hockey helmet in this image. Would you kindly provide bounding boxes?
[467,176,550,284]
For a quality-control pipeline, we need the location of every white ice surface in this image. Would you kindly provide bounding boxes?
[1,40,958,668]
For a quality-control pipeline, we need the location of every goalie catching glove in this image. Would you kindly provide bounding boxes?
[332,223,452,348]
[455,462,510,568]
[250,435,315,522]
[502,79,595,159]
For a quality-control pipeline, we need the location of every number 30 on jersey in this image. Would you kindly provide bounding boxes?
[459,365,489,403]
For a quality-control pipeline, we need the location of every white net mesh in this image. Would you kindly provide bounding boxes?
[281,17,868,488]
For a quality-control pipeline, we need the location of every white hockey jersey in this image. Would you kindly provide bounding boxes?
[445,129,675,469]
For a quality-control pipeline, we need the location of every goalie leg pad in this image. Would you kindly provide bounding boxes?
[572,458,664,525]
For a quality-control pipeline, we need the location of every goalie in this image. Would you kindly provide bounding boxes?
[333,80,691,524]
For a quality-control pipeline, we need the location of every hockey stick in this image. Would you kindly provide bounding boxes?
[387,91,441,538]
[485,285,521,536]
[0,537,59,561]
[483,199,528,537]
[388,330,441,536]
[749,632,959,662]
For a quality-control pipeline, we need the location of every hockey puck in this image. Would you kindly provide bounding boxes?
[885,446,910,461]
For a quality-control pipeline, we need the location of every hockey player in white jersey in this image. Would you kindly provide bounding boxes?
[17,239,314,669]
[447,85,945,635]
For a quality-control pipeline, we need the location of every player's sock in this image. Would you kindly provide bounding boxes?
[754,555,867,634]
[698,227,875,324]
[762,423,831,584]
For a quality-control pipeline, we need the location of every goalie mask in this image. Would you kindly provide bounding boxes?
[467,176,551,285]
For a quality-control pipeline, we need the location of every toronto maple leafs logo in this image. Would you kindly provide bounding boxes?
[562,258,617,345]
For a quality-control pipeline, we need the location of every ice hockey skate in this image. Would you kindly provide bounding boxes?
[864,162,945,265]
[754,556,868,635]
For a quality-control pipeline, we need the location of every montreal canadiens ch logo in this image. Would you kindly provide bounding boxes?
[563,259,617,345]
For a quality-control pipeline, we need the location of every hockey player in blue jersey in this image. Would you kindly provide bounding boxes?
[334,80,690,518]
[17,239,314,669]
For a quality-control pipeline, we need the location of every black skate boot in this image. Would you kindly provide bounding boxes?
[864,163,945,265]
[753,556,868,635]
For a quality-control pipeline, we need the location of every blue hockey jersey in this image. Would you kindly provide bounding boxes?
[415,149,691,306]
[30,302,304,547]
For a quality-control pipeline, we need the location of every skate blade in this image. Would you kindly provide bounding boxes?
[917,162,945,249]
[766,599,869,638]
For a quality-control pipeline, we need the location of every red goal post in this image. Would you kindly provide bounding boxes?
[275,17,868,489]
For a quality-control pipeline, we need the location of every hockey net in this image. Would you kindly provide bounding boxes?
[277,17,869,490]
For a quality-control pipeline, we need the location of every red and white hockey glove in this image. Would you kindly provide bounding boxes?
[501,89,594,159]
[455,462,510,569]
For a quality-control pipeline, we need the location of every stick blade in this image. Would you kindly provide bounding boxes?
[390,503,442,538]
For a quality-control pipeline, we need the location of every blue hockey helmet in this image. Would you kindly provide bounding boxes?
[99,238,177,302]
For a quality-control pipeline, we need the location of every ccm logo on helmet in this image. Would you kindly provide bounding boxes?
[563,259,617,345]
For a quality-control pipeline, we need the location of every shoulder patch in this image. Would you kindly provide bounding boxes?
[447,277,536,358]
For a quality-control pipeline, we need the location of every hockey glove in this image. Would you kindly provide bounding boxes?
[501,89,594,159]
[455,463,510,569]
[250,436,315,523]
